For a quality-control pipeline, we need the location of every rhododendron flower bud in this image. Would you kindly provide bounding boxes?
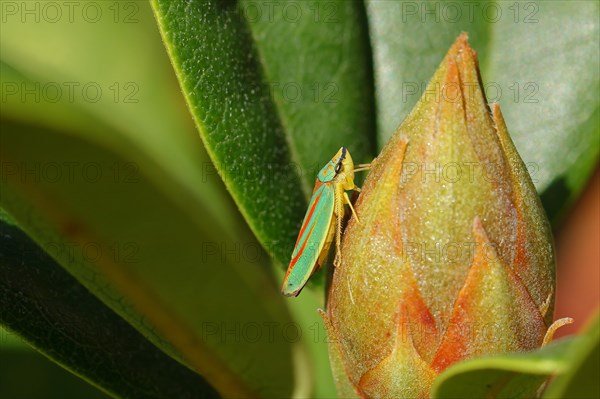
[321,33,570,398]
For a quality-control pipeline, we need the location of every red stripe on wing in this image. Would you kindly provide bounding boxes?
[285,181,325,278]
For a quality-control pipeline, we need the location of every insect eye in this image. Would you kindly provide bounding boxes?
[335,162,342,174]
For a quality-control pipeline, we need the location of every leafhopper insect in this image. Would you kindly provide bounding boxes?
[281,147,370,297]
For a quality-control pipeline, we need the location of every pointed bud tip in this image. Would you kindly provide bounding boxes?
[448,32,477,61]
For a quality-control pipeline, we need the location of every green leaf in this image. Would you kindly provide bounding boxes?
[0,220,219,399]
[1,2,301,396]
[0,118,296,398]
[366,0,599,223]
[283,286,339,398]
[544,313,600,398]
[0,1,241,239]
[0,207,16,226]
[150,0,375,264]
[431,338,576,398]
[0,349,109,399]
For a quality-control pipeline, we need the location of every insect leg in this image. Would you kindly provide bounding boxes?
[353,163,372,172]
[344,191,360,224]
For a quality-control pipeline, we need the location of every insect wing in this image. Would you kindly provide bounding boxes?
[281,181,335,296]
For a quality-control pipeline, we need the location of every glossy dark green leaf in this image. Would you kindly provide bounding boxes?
[0,220,219,399]
[544,313,600,398]
[431,338,576,398]
[366,0,599,223]
[150,0,375,264]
